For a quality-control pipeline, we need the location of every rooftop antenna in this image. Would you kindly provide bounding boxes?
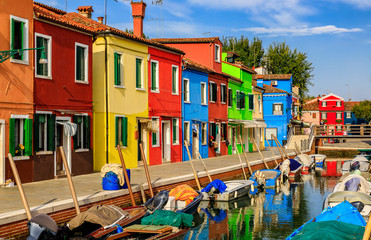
[147,18,159,37]
[152,0,164,37]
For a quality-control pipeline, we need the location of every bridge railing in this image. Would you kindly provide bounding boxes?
[314,124,371,136]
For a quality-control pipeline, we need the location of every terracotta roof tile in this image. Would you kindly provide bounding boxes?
[302,101,319,111]
[34,2,66,14]
[183,57,215,73]
[254,74,292,80]
[263,84,290,95]
[222,61,256,74]
[344,101,360,111]
[152,37,220,44]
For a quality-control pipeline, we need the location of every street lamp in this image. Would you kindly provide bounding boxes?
[0,47,47,64]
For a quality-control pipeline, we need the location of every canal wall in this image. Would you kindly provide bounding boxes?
[0,150,296,239]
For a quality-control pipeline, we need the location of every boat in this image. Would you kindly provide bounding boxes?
[287,201,366,240]
[275,158,303,179]
[201,179,254,202]
[333,173,371,193]
[341,155,370,175]
[356,149,371,160]
[310,154,327,168]
[294,154,314,173]
[249,169,281,189]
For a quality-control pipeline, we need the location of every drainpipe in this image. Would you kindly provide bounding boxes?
[103,32,109,164]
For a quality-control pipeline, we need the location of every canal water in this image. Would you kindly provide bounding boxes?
[185,160,344,240]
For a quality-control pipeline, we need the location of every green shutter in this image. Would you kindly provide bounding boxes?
[9,118,15,156]
[172,67,176,93]
[73,115,78,150]
[115,117,119,147]
[136,59,142,88]
[36,37,43,75]
[11,19,15,50]
[84,116,90,149]
[173,119,176,142]
[122,117,128,147]
[24,119,32,156]
[20,21,24,60]
[114,53,119,85]
[117,54,121,85]
[151,62,156,91]
[249,95,254,110]
[34,114,40,152]
[47,114,55,151]
[152,132,157,146]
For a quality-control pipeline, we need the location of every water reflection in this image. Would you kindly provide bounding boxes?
[186,167,338,240]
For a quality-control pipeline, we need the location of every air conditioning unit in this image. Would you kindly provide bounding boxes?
[271,80,278,86]
[273,111,283,115]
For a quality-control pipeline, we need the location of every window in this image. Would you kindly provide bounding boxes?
[346,112,351,118]
[209,82,217,102]
[201,123,207,145]
[312,112,317,119]
[136,58,143,89]
[215,44,220,62]
[273,103,283,115]
[10,16,29,62]
[172,66,179,94]
[172,118,179,144]
[236,91,240,109]
[220,84,227,103]
[322,112,327,119]
[151,118,159,147]
[237,91,245,109]
[336,101,341,107]
[258,95,262,113]
[209,123,216,141]
[73,115,90,150]
[183,78,190,102]
[114,52,124,86]
[115,116,128,147]
[201,82,207,104]
[75,43,88,82]
[9,117,32,156]
[248,94,254,110]
[35,33,51,77]
[151,60,159,92]
[228,88,232,107]
[336,112,342,119]
[184,122,190,145]
[221,123,227,141]
[34,113,55,152]
[322,101,327,107]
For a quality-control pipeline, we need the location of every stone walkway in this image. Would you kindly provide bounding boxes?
[0,148,297,225]
[321,138,371,149]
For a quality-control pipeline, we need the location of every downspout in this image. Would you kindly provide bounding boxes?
[103,32,109,164]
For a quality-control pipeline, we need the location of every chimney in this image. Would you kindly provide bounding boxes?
[131,0,146,37]
[97,16,104,24]
[77,6,94,19]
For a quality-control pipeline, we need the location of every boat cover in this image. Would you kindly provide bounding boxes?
[141,209,194,227]
[169,185,199,205]
[201,179,227,194]
[334,175,371,193]
[295,154,313,167]
[67,205,129,230]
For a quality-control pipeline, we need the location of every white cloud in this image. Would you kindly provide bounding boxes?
[238,25,363,36]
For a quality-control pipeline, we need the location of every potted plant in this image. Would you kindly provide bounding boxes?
[15,144,25,156]
[209,136,214,147]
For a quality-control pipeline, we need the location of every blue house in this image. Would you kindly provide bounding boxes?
[255,74,293,146]
[344,101,368,129]
[182,58,210,161]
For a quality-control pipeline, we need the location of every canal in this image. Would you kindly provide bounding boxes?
[185,160,343,240]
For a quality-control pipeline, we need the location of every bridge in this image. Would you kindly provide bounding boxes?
[313,124,371,138]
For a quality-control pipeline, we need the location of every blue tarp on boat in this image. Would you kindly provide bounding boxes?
[201,179,227,194]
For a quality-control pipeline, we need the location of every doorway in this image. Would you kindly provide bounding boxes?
[192,124,199,159]
[215,123,221,154]
[137,121,147,163]
[243,128,249,152]
[162,121,171,162]
[55,117,72,177]
[0,120,4,184]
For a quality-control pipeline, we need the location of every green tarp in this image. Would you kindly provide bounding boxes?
[141,210,193,228]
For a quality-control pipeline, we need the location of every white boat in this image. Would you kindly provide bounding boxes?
[341,155,370,175]
[310,154,326,168]
[201,180,254,202]
[294,154,314,173]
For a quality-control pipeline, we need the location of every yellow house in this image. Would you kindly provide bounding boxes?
[252,80,266,151]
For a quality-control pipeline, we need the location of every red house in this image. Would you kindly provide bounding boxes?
[147,46,184,165]
[33,3,94,181]
[153,37,229,157]
[318,93,344,135]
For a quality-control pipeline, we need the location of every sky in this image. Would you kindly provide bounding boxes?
[38,0,371,101]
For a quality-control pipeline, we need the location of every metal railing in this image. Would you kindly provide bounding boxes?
[314,124,371,137]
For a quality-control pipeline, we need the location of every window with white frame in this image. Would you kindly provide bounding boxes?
[220,84,227,103]
[273,103,283,115]
[236,90,240,109]
[201,123,207,144]
[221,123,227,141]
[183,78,190,102]
[9,116,32,157]
[152,118,159,146]
[75,43,88,82]
[336,101,341,107]
[322,112,327,119]
[35,33,51,77]
[172,118,179,144]
[209,82,217,102]
[322,101,327,107]
[215,44,220,62]
[115,116,128,147]
[346,112,351,118]
[336,112,342,119]
[73,115,90,150]
[184,122,190,145]
[114,52,124,87]
[201,82,207,104]
[10,15,29,62]
[172,66,179,94]
[151,60,159,92]
[34,113,55,152]
[136,57,144,89]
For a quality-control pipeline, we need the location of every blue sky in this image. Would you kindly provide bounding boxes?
[39,0,371,101]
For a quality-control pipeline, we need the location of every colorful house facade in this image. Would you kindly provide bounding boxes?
[0,0,34,183]
[252,80,266,150]
[181,58,210,161]
[344,101,368,125]
[32,3,94,181]
[318,93,344,135]
[301,100,320,125]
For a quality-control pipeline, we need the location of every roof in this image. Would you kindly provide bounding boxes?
[344,101,360,111]
[223,72,243,84]
[222,61,256,74]
[183,58,215,73]
[319,93,344,101]
[263,84,290,95]
[254,74,292,80]
[152,37,221,44]
[302,101,319,111]
[252,79,264,90]
[33,2,184,55]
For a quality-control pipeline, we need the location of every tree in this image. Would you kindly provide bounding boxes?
[352,100,371,124]
[125,28,150,39]
[221,36,264,68]
[265,42,314,97]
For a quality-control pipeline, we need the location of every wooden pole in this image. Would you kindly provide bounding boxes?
[7,153,32,220]
[198,152,212,183]
[184,140,202,191]
[363,215,371,240]
[294,142,302,154]
[272,135,287,162]
[238,135,253,175]
[273,135,291,159]
[265,135,279,167]
[59,147,81,215]
[117,145,136,206]
[139,143,154,198]
[251,137,269,169]
[236,146,248,180]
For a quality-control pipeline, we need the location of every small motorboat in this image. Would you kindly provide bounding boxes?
[333,173,371,193]
[287,201,366,240]
[310,154,327,168]
[275,158,303,179]
[341,155,370,175]
[249,169,281,189]
[294,154,314,173]
[356,149,371,160]
[201,179,254,202]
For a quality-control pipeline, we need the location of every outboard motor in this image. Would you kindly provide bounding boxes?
[350,161,361,172]
[27,214,58,240]
[351,201,365,213]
